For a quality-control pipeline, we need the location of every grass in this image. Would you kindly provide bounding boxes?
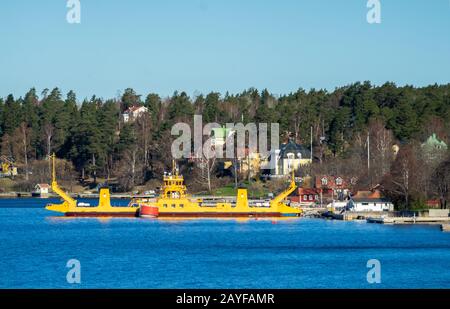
[207,181,271,198]
[212,184,238,196]
[0,178,16,192]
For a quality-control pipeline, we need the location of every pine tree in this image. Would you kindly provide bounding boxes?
[121,88,141,111]
[0,98,4,139]
[144,93,161,125]
[167,91,194,123]
[203,92,220,123]
[2,94,22,135]
[391,99,419,141]
[71,98,103,180]
[22,88,40,158]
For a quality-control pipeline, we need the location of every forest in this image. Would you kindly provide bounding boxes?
[0,81,449,209]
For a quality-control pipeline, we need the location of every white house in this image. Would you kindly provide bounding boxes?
[122,106,149,123]
[347,198,394,212]
[261,139,312,177]
[35,183,50,194]
[33,183,50,197]
[326,201,348,212]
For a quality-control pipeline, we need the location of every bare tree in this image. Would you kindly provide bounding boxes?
[135,112,152,168]
[43,123,54,157]
[432,157,450,209]
[116,145,140,192]
[382,146,419,209]
[192,145,217,193]
[369,119,394,181]
[43,122,54,173]
[0,134,9,156]
[19,123,31,181]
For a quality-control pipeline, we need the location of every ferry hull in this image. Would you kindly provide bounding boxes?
[140,205,159,218]
[65,211,139,217]
[155,212,297,218]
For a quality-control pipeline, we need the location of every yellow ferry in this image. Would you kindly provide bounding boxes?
[45,154,139,217]
[139,162,302,218]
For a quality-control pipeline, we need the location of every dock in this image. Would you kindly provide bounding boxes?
[367,209,450,225]
[367,216,450,224]
[322,211,385,221]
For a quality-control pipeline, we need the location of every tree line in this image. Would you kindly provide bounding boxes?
[0,82,449,208]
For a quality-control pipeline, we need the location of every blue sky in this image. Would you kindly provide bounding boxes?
[0,0,449,100]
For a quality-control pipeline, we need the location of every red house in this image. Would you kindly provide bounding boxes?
[290,188,320,205]
[315,175,355,200]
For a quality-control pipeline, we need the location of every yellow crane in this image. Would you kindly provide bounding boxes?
[45,154,139,217]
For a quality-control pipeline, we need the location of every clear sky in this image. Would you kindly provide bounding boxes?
[0,0,449,100]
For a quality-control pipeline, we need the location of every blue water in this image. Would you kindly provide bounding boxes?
[1,198,450,289]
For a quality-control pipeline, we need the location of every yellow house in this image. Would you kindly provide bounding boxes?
[0,156,18,177]
[239,151,261,177]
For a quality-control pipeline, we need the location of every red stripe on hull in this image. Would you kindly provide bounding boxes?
[156,212,289,218]
[65,212,139,217]
[140,205,159,218]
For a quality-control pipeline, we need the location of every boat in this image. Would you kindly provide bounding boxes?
[138,162,302,218]
[45,154,139,217]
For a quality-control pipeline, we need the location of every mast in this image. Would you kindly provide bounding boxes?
[50,153,77,207]
[52,153,56,183]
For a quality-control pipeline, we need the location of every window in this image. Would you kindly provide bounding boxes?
[336,177,343,186]
[309,195,313,201]
[321,177,328,186]
[362,202,369,206]
[163,204,167,208]
[171,204,176,208]
[303,195,308,201]
[180,204,184,208]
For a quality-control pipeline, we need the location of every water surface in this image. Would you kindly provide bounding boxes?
[1,198,449,288]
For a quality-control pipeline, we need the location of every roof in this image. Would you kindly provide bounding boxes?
[124,105,148,114]
[36,184,50,188]
[315,175,351,189]
[422,133,447,149]
[297,188,320,195]
[353,190,382,199]
[279,140,311,159]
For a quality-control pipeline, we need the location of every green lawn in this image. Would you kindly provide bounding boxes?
[212,184,238,196]
[207,182,270,198]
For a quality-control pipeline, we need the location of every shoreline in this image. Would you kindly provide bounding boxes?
[0,192,133,199]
